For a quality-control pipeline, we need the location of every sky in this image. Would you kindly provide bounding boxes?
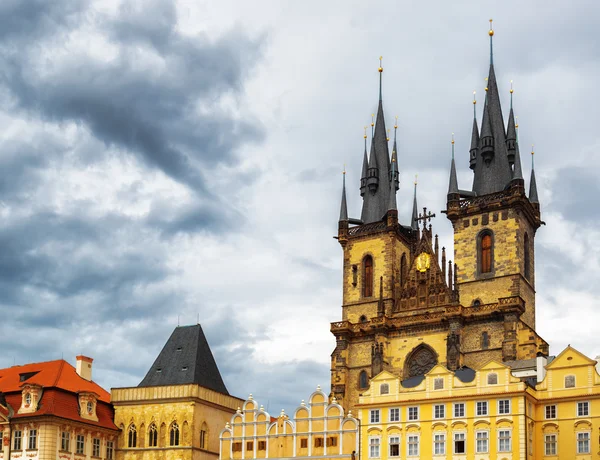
[1,0,599,415]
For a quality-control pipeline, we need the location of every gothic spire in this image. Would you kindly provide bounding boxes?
[506,82,517,168]
[448,134,459,194]
[512,113,523,181]
[360,127,368,197]
[388,157,397,211]
[390,117,399,191]
[529,148,539,203]
[339,169,348,222]
[411,177,418,231]
[469,92,479,171]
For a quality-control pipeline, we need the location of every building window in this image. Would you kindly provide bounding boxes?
[359,370,369,389]
[545,405,556,419]
[476,401,488,416]
[480,232,493,273]
[232,442,242,452]
[76,434,85,455]
[87,401,94,414]
[28,429,37,450]
[487,373,498,385]
[481,332,490,350]
[24,393,32,406]
[565,375,575,388]
[524,232,531,280]
[128,424,137,448]
[407,435,419,457]
[498,399,511,415]
[434,404,445,419]
[363,255,374,297]
[169,422,180,446]
[434,377,444,390]
[352,265,358,286]
[434,433,446,455]
[498,430,511,452]
[476,431,489,453]
[389,408,400,422]
[368,437,380,458]
[577,402,589,417]
[200,429,207,449]
[453,432,466,454]
[400,253,407,286]
[106,441,114,460]
[92,438,100,457]
[148,424,158,447]
[577,432,590,454]
[326,436,337,447]
[544,434,557,456]
[380,383,389,395]
[61,431,70,451]
[258,441,266,451]
[314,437,324,448]
[246,441,253,451]
[13,430,22,450]
[389,436,400,457]
[408,406,419,421]
[370,409,380,423]
[454,403,465,418]
[300,438,308,449]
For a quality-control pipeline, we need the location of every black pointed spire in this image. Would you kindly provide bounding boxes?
[448,134,459,194]
[390,117,400,191]
[512,115,523,181]
[529,148,539,203]
[506,82,517,167]
[469,92,479,171]
[339,170,348,221]
[360,128,368,197]
[411,178,418,231]
[388,157,397,211]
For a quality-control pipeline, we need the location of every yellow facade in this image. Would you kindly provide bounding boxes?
[112,384,243,460]
[220,387,358,460]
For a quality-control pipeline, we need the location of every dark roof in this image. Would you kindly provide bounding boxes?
[401,374,424,388]
[138,324,229,394]
[454,367,476,383]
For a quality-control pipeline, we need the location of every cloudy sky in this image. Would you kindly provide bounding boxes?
[1,0,599,414]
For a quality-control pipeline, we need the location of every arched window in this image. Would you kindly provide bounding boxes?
[380,383,389,395]
[363,256,373,297]
[479,231,493,274]
[200,422,208,449]
[359,370,369,389]
[481,332,490,350]
[404,345,437,378]
[487,373,498,385]
[524,233,531,280]
[400,253,407,286]
[169,422,180,446]
[148,424,158,447]
[359,315,368,323]
[128,424,137,448]
[472,299,482,307]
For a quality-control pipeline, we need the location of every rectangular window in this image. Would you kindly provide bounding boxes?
[13,430,22,451]
[565,375,575,388]
[434,433,446,455]
[300,438,308,449]
[498,430,511,452]
[476,401,488,416]
[28,430,37,450]
[314,437,324,448]
[544,434,557,456]
[545,405,556,419]
[407,435,419,457]
[408,406,419,421]
[61,432,70,452]
[369,437,380,458]
[434,377,444,390]
[246,441,254,451]
[258,440,266,451]
[498,399,511,415]
[454,403,465,418]
[476,431,489,453]
[577,432,590,454]
[92,438,100,457]
[232,442,242,452]
[577,401,589,417]
[434,404,445,419]
[370,409,380,423]
[453,432,466,454]
[106,441,113,460]
[200,430,206,449]
[326,436,337,447]
[76,435,85,455]
[389,436,400,457]
[389,408,400,422]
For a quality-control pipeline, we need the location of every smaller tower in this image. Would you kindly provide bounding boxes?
[529,147,539,205]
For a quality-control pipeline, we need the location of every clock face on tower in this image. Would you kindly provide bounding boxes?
[416,252,430,272]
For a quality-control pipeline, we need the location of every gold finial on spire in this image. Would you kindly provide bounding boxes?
[484,77,488,92]
[378,56,383,73]
[414,174,418,186]
[343,164,346,175]
[531,145,534,155]
[515,116,519,129]
[364,126,367,139]
[451,132,455,145]
[387,129,390,141]
[489,19,494,36]
[473,91,476,104]
[510,80,514,94]
[394,115,398,130]
[371,114,374,127]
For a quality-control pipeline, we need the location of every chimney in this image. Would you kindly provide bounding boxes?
[76,355,93,381]
[536,353,547,383]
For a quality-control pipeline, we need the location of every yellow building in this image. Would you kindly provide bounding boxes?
[112,325,243,460]
[219,387,358,460]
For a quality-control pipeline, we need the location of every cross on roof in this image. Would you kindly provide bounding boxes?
[415,207,436,229]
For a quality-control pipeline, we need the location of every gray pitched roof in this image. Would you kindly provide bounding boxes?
[138,324,229,394]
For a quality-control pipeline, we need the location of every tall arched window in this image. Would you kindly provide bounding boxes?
[480,232,493,274]
[128,424,137,448]
[200,422,208,449]
[363,256,373,297]
[481,332,490,350]
[148,424,158,447]
[169,422,180,446]
[524,232,531,280]
[359,370,369,389]
[400,253,407,287]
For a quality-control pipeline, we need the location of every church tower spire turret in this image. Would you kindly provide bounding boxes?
[529,147,539,204]
[360,127,368,197]
[448,134,459,195]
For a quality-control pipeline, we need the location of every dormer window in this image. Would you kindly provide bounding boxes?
[78,393,99,422]
[18,384,42,414]
[87,401,93,414]
[24,393,32,406]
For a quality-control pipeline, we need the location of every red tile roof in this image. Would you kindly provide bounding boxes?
[0,360,117,430]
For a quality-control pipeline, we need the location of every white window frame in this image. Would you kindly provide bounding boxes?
[475,430,489,453]
[544,433,557,456]
[13,430,22,451]
[106,441,114,460]
[433,377,444,390]
[389,407,400,422]
[92,438,101,457]
[453,432,466,454]
[476,401,488,416]
[370,409,380,424]
[433,404,445,419]
[453,402,465,418]
[498,429,511,452]
[577,432,590,454]
[76,434,85,455]
[407,434,419,457]
[28,429,37,450]
[498,399,511,415]
[577,401,589,417]
[388,435,400,458]
[407,406,419,421]
[368,436,381,459]
[61,431,70,452]
[545,404,556,420]
[433,432,446,455]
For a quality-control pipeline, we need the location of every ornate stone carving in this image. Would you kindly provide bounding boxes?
[446,332,461,371]
[405,346,437,378]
